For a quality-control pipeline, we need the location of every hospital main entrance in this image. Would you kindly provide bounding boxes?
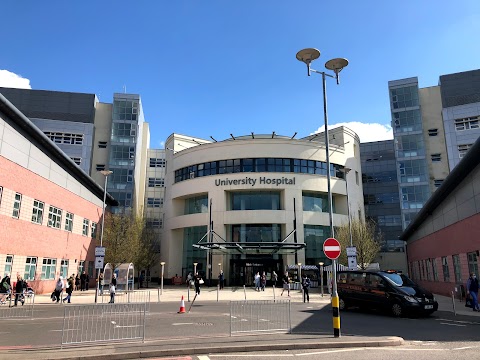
[230,257,283,287]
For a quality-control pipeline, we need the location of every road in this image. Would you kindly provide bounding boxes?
[1,301,479,353]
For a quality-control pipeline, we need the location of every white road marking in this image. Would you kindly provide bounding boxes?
[297,348,363,356]
[209,355,294,357]
[440,322,466,327]
[452,346,477,350]
[172,322,195,326]
[198,356,211,360]
[381,348,445,351]
[49,330,63,332]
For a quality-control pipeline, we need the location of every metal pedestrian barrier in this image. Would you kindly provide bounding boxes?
[100,290,151,312]
[0,291,35,318]
[230,300,291,335]
[61,303,146,346]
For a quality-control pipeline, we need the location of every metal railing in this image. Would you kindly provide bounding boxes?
[230,300,291,335]
[100,290,151,312]
[61,303,146,346]
[0,291,35,318]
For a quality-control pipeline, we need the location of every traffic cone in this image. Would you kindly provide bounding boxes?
[177,295,186,314]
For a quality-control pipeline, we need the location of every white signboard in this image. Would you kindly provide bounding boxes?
[95,246,106,257]
[346,246,357,257]
[348,256,358,270]
[95,256,104,270]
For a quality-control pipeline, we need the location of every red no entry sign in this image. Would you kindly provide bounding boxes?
[323,238,341,260]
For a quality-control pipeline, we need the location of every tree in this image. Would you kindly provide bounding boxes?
[101,212,158,276]
[335,218,382,269]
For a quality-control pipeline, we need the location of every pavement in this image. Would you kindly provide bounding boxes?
[2,285,477,360]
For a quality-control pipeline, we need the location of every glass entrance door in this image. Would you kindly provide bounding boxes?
[230,258,283,287]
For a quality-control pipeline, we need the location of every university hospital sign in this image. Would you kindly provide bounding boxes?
[215,176,296,187]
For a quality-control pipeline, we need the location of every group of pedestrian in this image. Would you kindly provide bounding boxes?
[78,271,90,291]
[254,272,267,291]
[0,273,28,306]
[186,272,203,296]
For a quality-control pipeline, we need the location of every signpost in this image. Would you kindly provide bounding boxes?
[95,246,105,304]
[346,246,357,270]
[323,237,341,337]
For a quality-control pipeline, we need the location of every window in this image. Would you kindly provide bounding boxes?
[12,192,21,218]
[455,116,480,131]
[44,131,83,145]
[434,179,444,188]
[82,219,90,236]
[65,212,74,232]
[390,85,419,109]
[442,257,450,282]
[426,259,432,281]
[24,257,37,281]
[148,178,165,187]
[110,145,135,166]
[230,192,280,211]
[96,164,106,171]
[60,260,69,278]
[78,260,85,274]
[70,157,82,166]
[31,200,44,224]
[41,258,57,280]
[48,206,62,229]
[147,198,163,208]
[98,141,108,148]
[149,158,166,167]
[146,219,162,228]
[303,192,331,212]
[458,144,473,158]
[468,252,478,276]
[184,195,209,214]
[88,261,94,278]
[453,255,462,283]
[4,255,13,275]
[431,154,441,162]
[401,185,430,210]
[432,258,438,281]
[91,222,97,239]
[428,129,438,136]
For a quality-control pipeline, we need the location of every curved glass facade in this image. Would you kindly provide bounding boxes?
[231,191,280,210]
[175,157,345,183]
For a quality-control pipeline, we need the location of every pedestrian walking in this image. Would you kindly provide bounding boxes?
[272,271,278,287]
[139,273,144,288]
[80,271,86,291]
[186,272,193,288]
[54,277,64,303]
[302,274,310,303]
[63,275,74,303]
[99,272,104,295]
[281,272,290,297]
[254,272,260,291]
[109,274,117,303]
[466,272,479,311]
[261,272,266,291]
[14,274,25,306]
[218,270,224,290]
[194,273,202,296]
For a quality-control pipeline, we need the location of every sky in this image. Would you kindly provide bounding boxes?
[1,1,479,149]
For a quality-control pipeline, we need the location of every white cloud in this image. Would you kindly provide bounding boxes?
[0,70,32,89]
[159,141,165,148]
[313,121,393,143]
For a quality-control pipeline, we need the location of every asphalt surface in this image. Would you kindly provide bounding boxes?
[0,287,479,359]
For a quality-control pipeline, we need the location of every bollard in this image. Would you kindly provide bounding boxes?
[451,291,457,316]
[157,288,160,302]
[243,285,246,301]
[187,286,190,302]
[332,294,341,337]
[217,284,219,302]
[273,285,276,302]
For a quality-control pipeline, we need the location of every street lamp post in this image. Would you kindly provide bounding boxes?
[95,170,113,304]
[319,262,324,297]
[296,48,348,338]
[160,262,165,295]
[193,262,198,276]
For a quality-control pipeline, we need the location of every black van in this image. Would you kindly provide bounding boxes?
[337,270,438,317]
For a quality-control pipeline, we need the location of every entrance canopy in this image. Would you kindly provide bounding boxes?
[193,241,305,255]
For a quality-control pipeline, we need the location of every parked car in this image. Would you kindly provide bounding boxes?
[337,270,438,317]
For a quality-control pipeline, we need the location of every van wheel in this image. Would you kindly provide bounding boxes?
[339,298,347,310]
[391,303,403,317]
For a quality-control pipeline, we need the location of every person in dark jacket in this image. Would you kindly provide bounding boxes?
[193,273,202,296]
[85,273,90,291]
[75,274,80,291]
[14,274,25,306]
[63,275,74,303]
[466,273,479,311]
[302,275,311,303]
[80,271,86,291]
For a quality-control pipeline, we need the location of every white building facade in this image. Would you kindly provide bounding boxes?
[161,127,364,286]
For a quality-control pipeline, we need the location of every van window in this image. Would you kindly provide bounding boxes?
[367,274,386,289]
[382,272,403,286]
[338,273,348,283]
[347,272,365,286]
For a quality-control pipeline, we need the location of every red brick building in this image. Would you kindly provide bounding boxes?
[401,137,480,297]
[0,93,116,293]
